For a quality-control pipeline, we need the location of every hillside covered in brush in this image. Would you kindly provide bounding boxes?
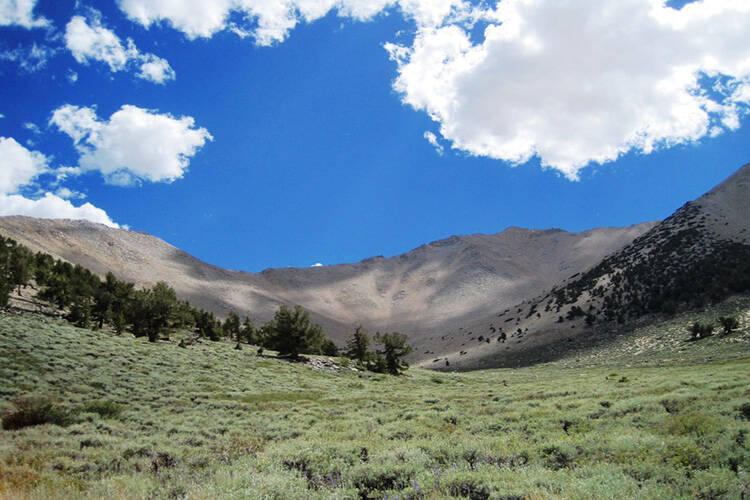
[1,302,749,499]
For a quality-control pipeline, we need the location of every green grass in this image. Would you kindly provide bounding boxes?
[0,307,749,499]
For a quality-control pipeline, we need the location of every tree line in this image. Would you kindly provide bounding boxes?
[0,234,412,373]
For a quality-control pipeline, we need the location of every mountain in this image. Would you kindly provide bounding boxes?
[423,163,750,370]
[4,164,744,370]
[0,216,653,349]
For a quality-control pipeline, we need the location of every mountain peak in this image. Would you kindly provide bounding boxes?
[694,162,750,243]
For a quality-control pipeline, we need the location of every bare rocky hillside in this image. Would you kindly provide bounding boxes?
[0,216,653,350]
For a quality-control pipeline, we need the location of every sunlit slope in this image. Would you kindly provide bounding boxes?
[0,311,748,499]
[427,163,750,370]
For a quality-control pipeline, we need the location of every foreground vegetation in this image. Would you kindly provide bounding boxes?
[1,306,749,499]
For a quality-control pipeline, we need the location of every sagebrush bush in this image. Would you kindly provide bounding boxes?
[81,399,123,419]
[660,411,717,437]
[738,402,750,420]
[1,394,73,430]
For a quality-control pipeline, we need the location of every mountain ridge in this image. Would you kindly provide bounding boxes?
[2,163,745,368]
[423,162,750,369]
[0,214,654,350]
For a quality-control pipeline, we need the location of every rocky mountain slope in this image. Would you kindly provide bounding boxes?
[0,216,653,349]
[424,163,750,370]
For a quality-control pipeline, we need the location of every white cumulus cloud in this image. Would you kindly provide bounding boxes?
[136,54,175,83]
[116,0,473,45]
[0,193,118,227]
[0,0,48,28]
[50,104,213,186]
[0,137,48,193]
[0,137,118,227]
[386,0,750,179]
[65,13,175,84]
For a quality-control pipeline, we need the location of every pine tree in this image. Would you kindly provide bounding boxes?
[129,282,179,342]
[146,282,178,342]
[8,245,34,294]
[241,316,258,344]
[224,311,241,348]
[265,305,326,358]
[344,325,371,364]
[92,272,118,330]
[374,332,412,375]
[194,310,222,341]
[321,339,339,356]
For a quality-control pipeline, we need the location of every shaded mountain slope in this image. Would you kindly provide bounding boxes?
[0,216,653,346]
[426,163,750,370]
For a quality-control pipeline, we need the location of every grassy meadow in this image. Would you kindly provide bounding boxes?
[1,301,749,499]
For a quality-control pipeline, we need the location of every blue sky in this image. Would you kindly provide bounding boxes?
[0,0,749,271]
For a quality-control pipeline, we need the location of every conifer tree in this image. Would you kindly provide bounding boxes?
[374,332,412,375]
[265,305,326,358]
[344,325,371,364]
[241,315,258,344]
[224,311,241,341]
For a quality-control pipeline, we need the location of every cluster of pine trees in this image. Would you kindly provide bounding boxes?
[0,233,232,343]
[343,326,412,375]
[0,234,413,372]
[0,235,335,354]
[222,305,339,357]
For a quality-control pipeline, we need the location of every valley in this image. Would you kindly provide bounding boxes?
[1,298,748,499]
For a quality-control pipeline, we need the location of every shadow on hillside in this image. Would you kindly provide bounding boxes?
[434,320,686,371]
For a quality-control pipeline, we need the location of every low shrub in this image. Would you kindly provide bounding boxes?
[660,412,717,437]
[689,322,714,341]
[738,402,750,420]
[81,399,123,419]
[1,394,74,430]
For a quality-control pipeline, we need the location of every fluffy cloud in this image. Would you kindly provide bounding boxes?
[116,0,472,45]
[114,0,750,178]
[65,14,175,84]
[386,0,750,178]
[0,137,118,227]
[0,0,48,28]
[136,54,175,83]
[0,137,48,193]
[50,104,213,186]
[0,193,118,227]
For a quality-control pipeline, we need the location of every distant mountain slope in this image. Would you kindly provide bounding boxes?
[0,216,653,346]
[427,163,750,370]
